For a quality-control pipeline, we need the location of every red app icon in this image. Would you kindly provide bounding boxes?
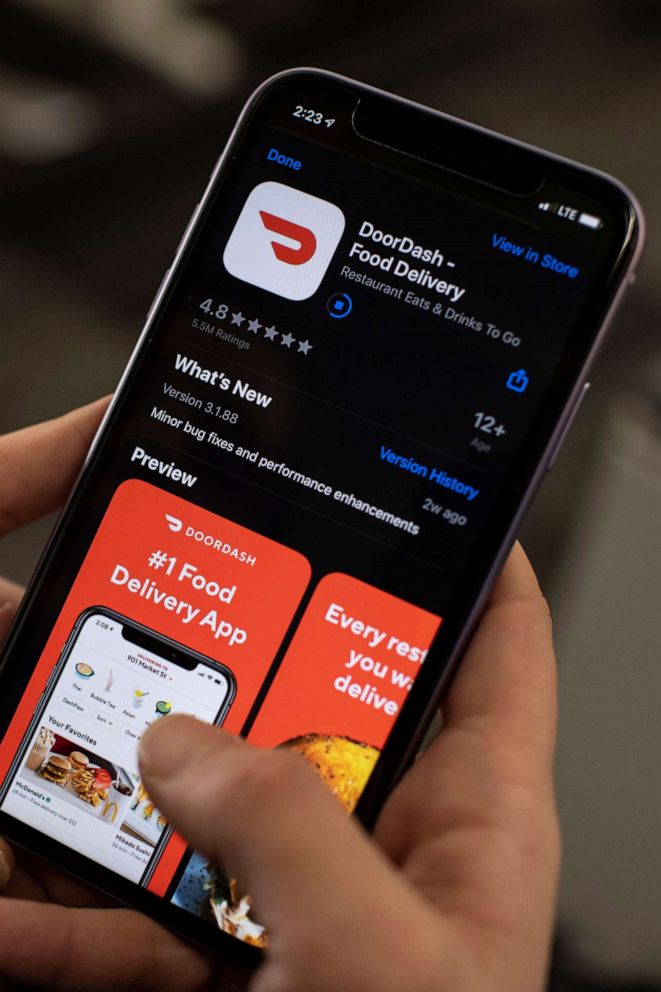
[223,181,345,301]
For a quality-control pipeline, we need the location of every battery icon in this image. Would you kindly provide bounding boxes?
[578,212,603,229]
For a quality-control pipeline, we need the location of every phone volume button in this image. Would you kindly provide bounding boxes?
[174,201,201,258]
[145,268,171,323]
[44,666,59,695]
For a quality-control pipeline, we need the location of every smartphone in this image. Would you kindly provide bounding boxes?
[0,68,643,957]
[0,607,235,886]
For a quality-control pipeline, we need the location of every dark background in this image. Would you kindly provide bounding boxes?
[1,1,660,987]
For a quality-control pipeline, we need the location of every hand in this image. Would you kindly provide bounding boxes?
[0,403,559,992]
[138,542,559,992]
[0,402,222,990]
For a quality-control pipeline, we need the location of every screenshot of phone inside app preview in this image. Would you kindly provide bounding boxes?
[0,121,597,919]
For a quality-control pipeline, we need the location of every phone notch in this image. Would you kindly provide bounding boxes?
[120,622,197,671]
[352,95,546,196]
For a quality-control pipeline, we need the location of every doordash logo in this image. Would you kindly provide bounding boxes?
[259,212,316,265]
[223,181,345,300]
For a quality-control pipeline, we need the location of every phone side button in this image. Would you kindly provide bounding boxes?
[43,666,59,696]
[546,382,590,472]
[145,268,171,323]
[174,201,201,258]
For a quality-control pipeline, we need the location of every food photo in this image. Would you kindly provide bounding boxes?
[21,727,133,825]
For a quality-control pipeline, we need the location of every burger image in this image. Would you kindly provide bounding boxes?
[40,755,72,785]
[280,734,380,813]
[69,751,89,772]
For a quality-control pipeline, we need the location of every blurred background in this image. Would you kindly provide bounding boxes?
[1,1,660,987]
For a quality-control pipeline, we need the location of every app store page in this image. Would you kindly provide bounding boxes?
[0,92,610,945]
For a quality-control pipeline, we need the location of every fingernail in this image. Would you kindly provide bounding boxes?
[0,848,11,893]
[139,714,211,782]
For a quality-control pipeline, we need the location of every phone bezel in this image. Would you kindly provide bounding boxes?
[0,68,644,961]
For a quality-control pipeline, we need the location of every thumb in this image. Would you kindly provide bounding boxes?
[139,717,436,977]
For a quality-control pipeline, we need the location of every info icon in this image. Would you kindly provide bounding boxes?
[327,292,353,319]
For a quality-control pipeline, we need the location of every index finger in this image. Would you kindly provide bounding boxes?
[0,398,109,538]
[376,544,560,984]
[0,900,218,992]
[443,541,556,764]
[377,543,557,855]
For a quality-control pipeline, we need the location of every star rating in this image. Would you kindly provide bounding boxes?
[200,299,313,355]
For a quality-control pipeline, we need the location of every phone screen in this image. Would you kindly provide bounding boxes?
[0,72,637,947]
[1,611,233,884]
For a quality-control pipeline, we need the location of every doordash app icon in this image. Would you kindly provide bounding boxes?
[223,181,345,301]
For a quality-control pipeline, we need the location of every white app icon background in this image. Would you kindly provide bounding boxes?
[223,181,345,301]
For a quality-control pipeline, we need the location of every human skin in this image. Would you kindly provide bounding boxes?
[0,400,560,992]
